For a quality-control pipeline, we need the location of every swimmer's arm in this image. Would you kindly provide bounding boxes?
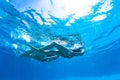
[20,50,34,57]
[16,49,36,57]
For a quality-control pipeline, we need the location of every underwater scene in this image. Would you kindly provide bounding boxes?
[0,0,120,80]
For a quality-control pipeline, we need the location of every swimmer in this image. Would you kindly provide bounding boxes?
[19,42,85,62]
[40,42,85,58]
[19,45,60,62]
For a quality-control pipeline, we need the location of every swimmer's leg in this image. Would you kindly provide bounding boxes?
[19,43,43,57]
[24,51,59,62]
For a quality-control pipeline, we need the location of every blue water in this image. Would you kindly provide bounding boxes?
[0,0,120,80]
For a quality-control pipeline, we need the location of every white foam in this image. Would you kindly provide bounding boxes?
[22,34,31,42]
[12,44,18,49]
[97,0,113,13]
[90,14,107,22]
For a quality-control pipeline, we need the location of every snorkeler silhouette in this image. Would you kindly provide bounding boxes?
[19,41,85,62]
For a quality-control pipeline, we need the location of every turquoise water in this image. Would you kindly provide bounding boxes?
[0,0,120,80]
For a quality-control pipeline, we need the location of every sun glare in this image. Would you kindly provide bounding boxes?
[48,0,99,19]
[17,0,112,24]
